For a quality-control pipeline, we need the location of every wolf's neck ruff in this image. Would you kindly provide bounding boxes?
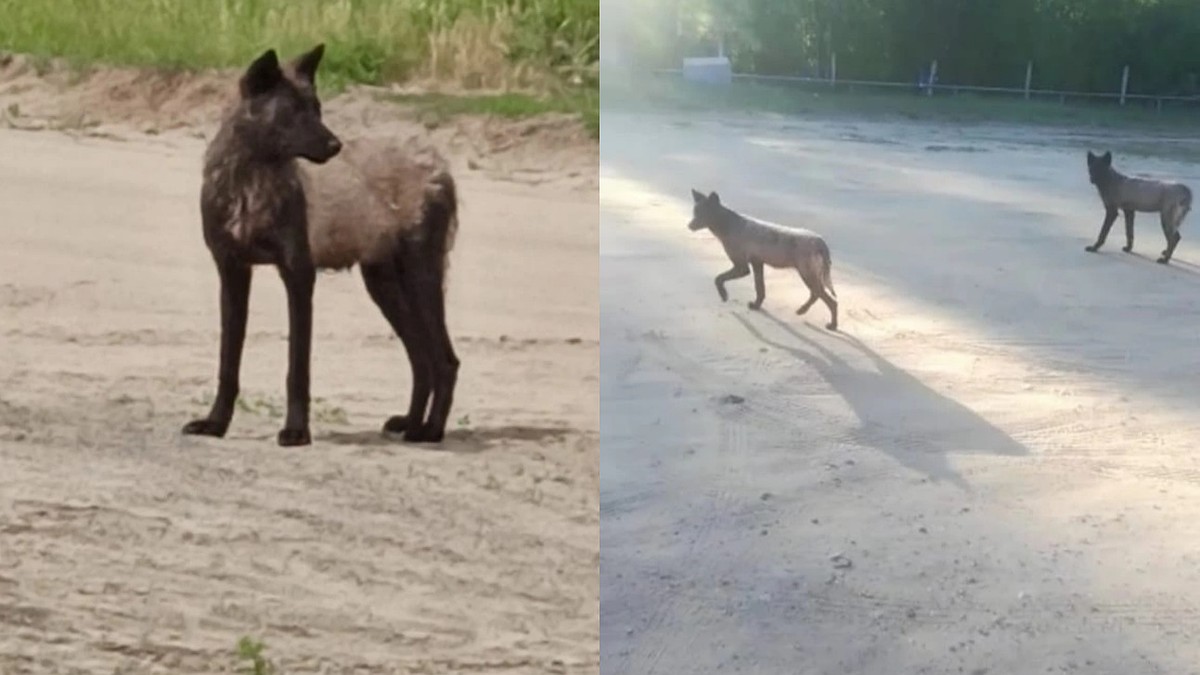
[709,204,748,237]
[203,117,304,246]
[1094,166,1125,190]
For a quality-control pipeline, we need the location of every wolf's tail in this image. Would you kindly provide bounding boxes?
[423,169,459,286]
[818,238,837,298]
[1167,185,1193,232]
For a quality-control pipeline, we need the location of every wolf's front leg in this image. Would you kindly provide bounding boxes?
[714,262,750,302]
[747,260,765,310]
[183,260,252,438]
[1122,209,1135,252]
[1086,207,1119,252]
[278,260,316,447]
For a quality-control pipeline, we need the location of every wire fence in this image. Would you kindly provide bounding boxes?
[654,60,1200,115]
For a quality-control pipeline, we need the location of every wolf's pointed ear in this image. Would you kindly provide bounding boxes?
[1087,151,1097,163]
[691,188,705,204]
[1101,151,1113,165]
[292,43,326,84]
[708,191,721,205]
[240,49,282,98]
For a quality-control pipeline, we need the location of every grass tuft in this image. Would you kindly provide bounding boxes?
[236,636,273,675]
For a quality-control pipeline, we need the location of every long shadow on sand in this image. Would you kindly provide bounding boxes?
[732,310,1027,491]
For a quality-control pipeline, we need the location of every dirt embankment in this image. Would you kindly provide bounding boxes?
[0,53,598,192]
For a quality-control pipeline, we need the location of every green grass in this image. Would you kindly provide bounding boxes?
[236,636,273,675]
[0,0,597,100]
[386,90,598,138]
[603,75,1200,135]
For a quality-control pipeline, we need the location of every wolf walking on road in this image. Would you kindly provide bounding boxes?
[1085,150,1192,264]
[183,44,460,447]
[687,189,839,331]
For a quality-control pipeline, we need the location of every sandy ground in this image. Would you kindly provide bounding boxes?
[0,78,598,672]
[600,108,1200,674]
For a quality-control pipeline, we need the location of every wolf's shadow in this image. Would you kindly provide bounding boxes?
[318,424,578,453]
[732,310,1028,491]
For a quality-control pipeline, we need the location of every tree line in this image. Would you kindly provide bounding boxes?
[623,0,1200,96]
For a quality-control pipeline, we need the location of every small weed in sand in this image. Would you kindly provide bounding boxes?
[191,391,347,426]
[312,397,350,426]
[236,395,284,420]
[457,413,471,429]
[236,636,274,675]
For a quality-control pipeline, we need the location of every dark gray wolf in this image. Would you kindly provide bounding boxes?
[688,189,838,331]
[1085,150,1192,264]
[183,44,460,446]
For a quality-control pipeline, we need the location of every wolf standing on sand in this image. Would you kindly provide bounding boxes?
[182,44,460,447]
[1085,150,1192,264]
[687,189,839,331]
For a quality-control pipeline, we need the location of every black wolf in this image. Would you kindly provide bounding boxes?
[688,189,838,331]
[183,44,460,446]
[1085,150,1192,264]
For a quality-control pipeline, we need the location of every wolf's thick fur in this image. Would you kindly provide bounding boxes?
[1085,150,1193,264]
[302,138,458,273]
[184,44,460,447]
[688,189,838,331]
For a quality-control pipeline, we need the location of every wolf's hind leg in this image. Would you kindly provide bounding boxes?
[1086,207,1119,252]
[795,269,819,316]
[403,257,459,443]
[714,262,750,302]
[1159,209,1183,264]
[1122,209,1135,252]
[798,268,838,331]
[361,260,433,439]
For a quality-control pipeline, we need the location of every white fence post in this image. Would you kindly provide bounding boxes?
[1120,65,1130,106]
[927,59,938,97]
[831,52,837,87]
[1024,61,1033,100]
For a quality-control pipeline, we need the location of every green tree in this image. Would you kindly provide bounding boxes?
[627,0,1200,95]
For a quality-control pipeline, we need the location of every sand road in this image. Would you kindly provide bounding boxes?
[601,109,1200,674]
[0,124,598,673]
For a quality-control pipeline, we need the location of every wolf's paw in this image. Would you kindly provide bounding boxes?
[1157,256,1171,265]
[1122,245,1133,253]
[182,418,228,437]
[1085,245,1100,253]
[796,306,809,316]
[404,424,445,444]
[747,301,762,311]
[383,415,412,434]
[277,426,312,447]
[826,322,838,332]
